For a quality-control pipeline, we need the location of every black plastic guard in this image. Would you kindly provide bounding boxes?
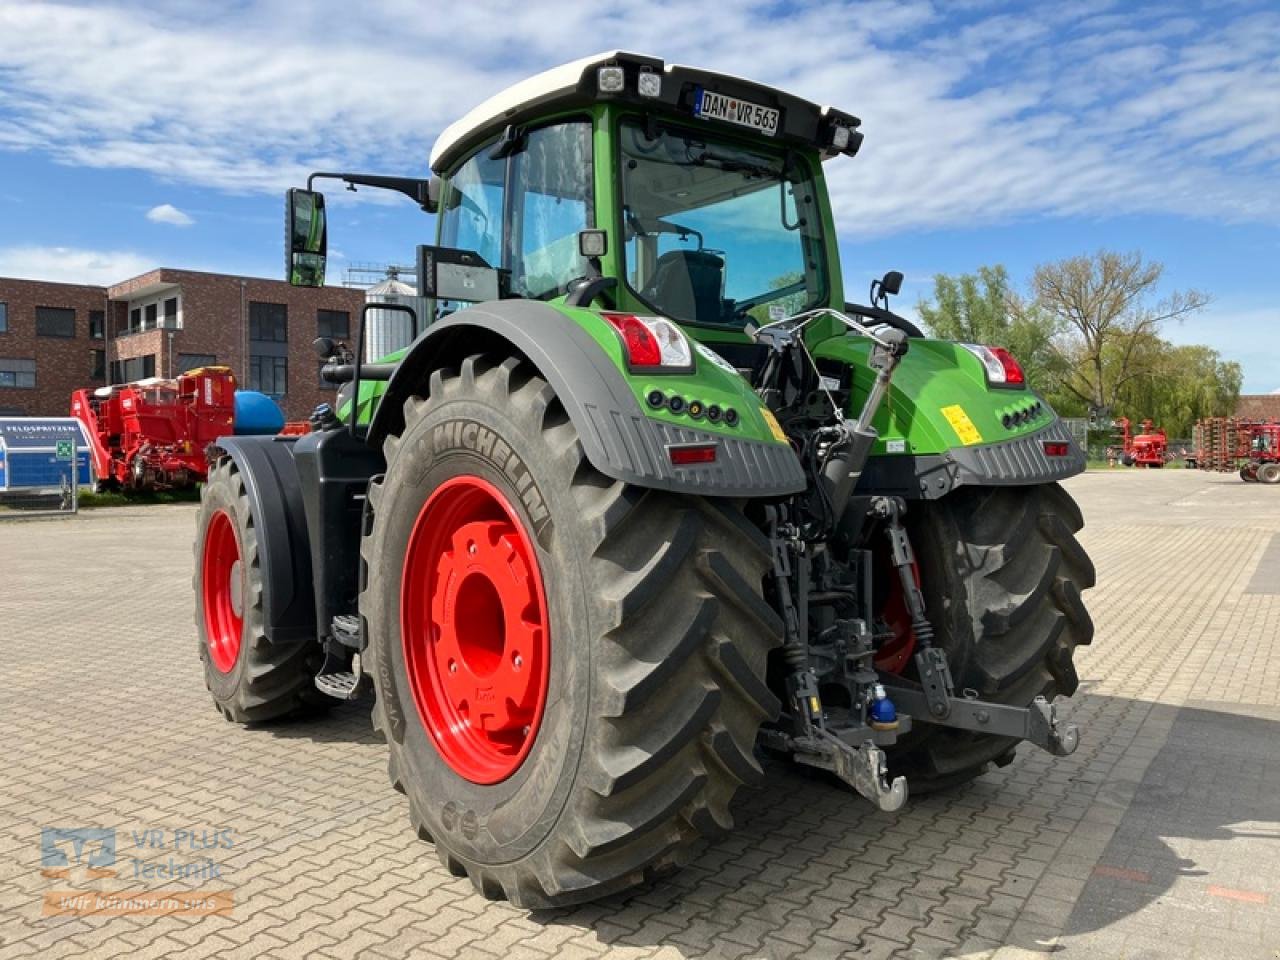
[207,435,315,643]
[857,419,1086,500]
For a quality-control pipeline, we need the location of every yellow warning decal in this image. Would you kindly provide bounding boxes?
[941,404,983,445]
[761,408,789,444]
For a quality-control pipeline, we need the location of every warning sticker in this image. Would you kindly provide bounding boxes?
[940,405,983,445]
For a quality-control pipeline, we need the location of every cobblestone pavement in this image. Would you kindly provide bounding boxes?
[1,469,1277,960]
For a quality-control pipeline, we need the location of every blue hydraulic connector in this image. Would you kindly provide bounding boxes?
[869,683,899,730]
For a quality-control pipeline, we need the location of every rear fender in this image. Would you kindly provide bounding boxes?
[368,300,805,498]
[207,436,315,643]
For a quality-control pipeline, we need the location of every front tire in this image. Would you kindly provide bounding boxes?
[882,483,1095,791]
[193,458,327,722]
[361,356,781,908]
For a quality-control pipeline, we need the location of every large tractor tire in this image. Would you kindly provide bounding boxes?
[360,355,781,908]
[881,483,1095,792]
[194,458,328,722]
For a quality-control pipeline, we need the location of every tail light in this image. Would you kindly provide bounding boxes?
[603,313,693,371]
[668,443,718,466]
[961,344,1026,387]
[1043,441,1070,457]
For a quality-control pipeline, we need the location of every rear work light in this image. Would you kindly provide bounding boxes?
[1043,441,1071,457]
[961,344,1026,387]
[603,313,693,371]
[669,443,717,466]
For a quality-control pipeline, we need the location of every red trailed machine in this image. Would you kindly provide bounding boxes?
[1190,418,1280,484]
[1112,417,1168,468]
[71,367,237,491]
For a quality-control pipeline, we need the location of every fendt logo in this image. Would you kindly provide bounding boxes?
[40,827,117,879]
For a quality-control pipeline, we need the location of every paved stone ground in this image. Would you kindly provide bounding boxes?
[0,469,1276,960]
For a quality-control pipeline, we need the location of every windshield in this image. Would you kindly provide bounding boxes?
[619,119,827,328]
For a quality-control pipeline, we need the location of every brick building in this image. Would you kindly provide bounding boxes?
[0,269,364,421]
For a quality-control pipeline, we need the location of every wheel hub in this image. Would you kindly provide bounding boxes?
[401,476,550,784]
[201,510,243,674]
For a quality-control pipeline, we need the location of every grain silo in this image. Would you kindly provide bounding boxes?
[365,272,428,359]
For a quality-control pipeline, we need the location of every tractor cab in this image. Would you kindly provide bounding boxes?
[287,52,861,339]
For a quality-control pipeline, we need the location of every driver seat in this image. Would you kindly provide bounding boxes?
[644,250,725,322]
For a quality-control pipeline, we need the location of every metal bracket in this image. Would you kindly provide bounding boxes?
[792,732,909,812]
[883,686,1080,757]
[914,647,955,720]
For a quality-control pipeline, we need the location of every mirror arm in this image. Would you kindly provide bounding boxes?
[306,171,435,212]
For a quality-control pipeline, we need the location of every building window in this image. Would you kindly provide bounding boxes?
[130,307,141,333]
[91,350,106,380]
[317,309,350,340]
[36,306,76,338]
[249,302,288,342]
[0,357,36,388]
[177,353,217,374]
[250,355,288,399]
[110,355,156,383]
[163,298,178,329]
[89,310,105,339]
[0,302,7,333]
[144,303,157,331]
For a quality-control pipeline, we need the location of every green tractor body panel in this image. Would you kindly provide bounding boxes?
[813,335,1055,456]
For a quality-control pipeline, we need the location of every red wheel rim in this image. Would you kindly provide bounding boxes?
[876,558,920,674]
[202,509,244,673]
[401,476,551,784]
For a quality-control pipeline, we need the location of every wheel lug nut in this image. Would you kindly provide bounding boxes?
[522,726,530,736]
[468,542,477,555]
[449,660,457,674]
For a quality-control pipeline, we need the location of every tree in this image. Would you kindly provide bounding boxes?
[916,265,1066,390]
[1030,250,1209,419]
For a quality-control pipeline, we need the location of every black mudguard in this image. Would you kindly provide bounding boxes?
[207,436,315,644]
[367,300,805,498]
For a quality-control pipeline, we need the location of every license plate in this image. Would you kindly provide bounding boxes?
[693,88,779,136]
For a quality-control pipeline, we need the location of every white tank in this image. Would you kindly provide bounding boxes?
[364,277,427,360]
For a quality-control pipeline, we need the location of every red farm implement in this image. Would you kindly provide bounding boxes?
[1111,417,1168,468]
[71,367,237,491]
[1189,417,1280,484]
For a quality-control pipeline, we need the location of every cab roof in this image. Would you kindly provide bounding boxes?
[428,51,862,175]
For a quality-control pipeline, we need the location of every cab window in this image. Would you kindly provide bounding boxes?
[510,121,593,299]
[439,147,505,270]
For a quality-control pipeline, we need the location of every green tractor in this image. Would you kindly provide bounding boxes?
[194,51,1094,907]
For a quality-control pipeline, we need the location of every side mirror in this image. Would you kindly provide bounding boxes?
[312,336,336,360]
[880,270,904,296]
[286,188,327,287]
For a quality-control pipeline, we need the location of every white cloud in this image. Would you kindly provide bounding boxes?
[0,246,153,285]
[0,2,1276,235]
[145,203,194,226]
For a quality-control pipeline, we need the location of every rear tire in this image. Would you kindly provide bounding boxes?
[193,458,328,722]
[361,355,781,908]
[883,483,1095,792]
[1258,462,1280,485]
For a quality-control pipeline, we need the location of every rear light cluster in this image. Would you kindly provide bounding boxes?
[668,444,717,466]
[961,344,1026,387]
[646,389,738,426]
[604,313,692,371]
[1043,441,1071,457]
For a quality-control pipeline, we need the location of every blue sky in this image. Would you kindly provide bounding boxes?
[0,0,1276,391]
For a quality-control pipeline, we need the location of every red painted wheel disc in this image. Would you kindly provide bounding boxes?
[401,475,551,784]
[202,509,244,674]
[876,558,920,674]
